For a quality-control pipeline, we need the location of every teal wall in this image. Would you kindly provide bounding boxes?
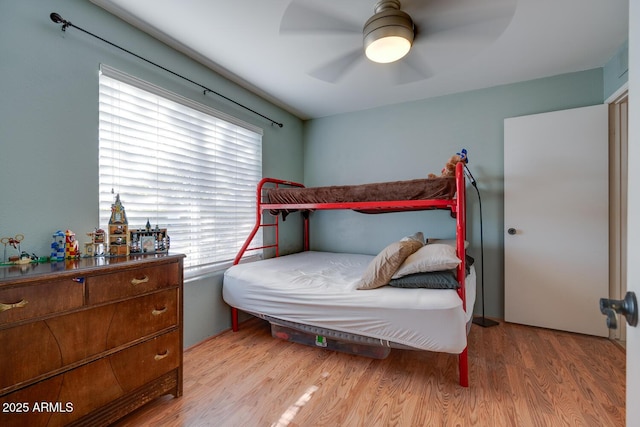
[604,40,629,100]
[0,0,304,348]
[303,69,605,319]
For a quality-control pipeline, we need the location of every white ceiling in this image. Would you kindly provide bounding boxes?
[91,0,629,120]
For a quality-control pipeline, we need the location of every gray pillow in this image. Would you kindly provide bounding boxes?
[388,270,459,289]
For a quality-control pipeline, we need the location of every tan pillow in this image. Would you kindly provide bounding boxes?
[357,239,423,290]
[401,231,425,245]
[391,243,462,279]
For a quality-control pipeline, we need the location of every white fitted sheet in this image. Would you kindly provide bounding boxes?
[223,251,475,354]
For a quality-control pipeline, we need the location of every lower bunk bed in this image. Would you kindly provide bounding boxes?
[223,249,476,356]
[223,162,473,386]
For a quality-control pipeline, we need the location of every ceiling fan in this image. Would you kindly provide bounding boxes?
[279,0,516,84]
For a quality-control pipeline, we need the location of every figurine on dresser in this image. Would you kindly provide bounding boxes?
[108,194,129,256]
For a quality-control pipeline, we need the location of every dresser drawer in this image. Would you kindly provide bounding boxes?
[0,321,63,392]
[0,279,84,327]
[86,262,180,304]
[0,375,65,427]
[1,358,126,427]
[46,288,177,367]
[110,330,181,393]
[105,288,178,348]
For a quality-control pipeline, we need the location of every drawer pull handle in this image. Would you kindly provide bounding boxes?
[0,299,28,313]
[154,350,169,361]
[130,275,149,285]
[152,307,168,316]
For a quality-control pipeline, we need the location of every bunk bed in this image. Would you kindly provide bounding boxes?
[223,162,473,386]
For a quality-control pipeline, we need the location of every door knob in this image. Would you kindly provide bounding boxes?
[599,291,638,329]
[507,228,516,235]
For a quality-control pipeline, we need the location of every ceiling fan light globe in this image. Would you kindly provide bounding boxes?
[365,36,411,63]
[363,3,414,64]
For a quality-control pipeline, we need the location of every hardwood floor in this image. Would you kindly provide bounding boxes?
[115,317,625,426]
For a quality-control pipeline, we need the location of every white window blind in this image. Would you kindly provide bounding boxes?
[98,65,263,273]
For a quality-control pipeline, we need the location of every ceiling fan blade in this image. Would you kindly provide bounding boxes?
[426,17,513,44]
[280,1,361,34]
[413,0,516,43]
[390,51,434,85]
[308,49,364,83]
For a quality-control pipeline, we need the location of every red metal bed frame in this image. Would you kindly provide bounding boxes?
[230,162,468,386]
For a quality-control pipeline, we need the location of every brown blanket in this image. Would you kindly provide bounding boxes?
[266,177,456,218]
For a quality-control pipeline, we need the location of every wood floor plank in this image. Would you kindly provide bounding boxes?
[114,318,626,427]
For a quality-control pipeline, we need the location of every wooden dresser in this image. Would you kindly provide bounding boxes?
[0,254,185,426]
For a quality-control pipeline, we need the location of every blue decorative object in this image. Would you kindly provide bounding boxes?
[51,230,66,261]
[457,148,468,164]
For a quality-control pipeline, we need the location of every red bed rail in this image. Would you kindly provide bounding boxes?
[230,162,468,386]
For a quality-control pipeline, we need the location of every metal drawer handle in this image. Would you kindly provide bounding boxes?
[130,275,149,285]
[152,306,168,316]
[0,299,28,313]
[154,350,169,361]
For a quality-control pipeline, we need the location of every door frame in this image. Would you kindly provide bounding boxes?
[608,84,628,343]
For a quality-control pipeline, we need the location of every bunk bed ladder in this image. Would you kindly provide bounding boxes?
[231,178,307,331]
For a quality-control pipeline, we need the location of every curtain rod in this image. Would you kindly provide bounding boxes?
[49,12,284,128]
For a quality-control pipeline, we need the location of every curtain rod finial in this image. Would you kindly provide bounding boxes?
[50,12,70,31]
[50,12,64,23]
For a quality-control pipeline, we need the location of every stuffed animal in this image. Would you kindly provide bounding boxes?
[428,149,468,179]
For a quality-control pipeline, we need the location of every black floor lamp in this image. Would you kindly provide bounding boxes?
[465,164,499,328]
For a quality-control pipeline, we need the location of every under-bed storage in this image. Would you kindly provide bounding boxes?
[270,322,392,359]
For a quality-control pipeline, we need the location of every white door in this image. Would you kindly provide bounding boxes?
[626,1,639,422]
[504,105,609,337]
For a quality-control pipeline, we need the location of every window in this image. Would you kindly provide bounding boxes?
[98,65,263,274]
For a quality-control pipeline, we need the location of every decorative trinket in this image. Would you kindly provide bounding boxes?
[108,194,129,256]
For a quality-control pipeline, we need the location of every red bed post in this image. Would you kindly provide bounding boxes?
[231,307,239,332]
[303,215,310,251]
[455,161,469,387]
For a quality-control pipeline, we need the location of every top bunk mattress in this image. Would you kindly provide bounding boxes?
[266,177,456,206]
[223,251,475,354]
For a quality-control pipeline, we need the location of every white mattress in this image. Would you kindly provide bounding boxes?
[223,251,476,354]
